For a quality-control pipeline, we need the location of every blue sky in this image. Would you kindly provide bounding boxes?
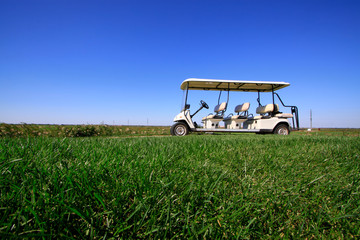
[1,0,359,128]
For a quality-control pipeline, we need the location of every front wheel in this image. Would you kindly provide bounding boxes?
[273,124,290,135]
[170,122,189,136]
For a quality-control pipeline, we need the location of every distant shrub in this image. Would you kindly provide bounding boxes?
[0,123,170,137]
[64,125,99,137]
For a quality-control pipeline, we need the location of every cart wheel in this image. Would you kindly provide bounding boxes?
[273,124,290,135]
[170,122,189,136]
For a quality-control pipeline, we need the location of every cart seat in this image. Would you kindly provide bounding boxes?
[202,102,227,120]
[223,102,250,129]
[223,102,250,121]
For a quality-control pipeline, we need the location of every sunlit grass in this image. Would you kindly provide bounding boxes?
[1,135,359,238]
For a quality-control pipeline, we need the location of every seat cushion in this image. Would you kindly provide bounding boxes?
[202,115,223,120]
[231,115,247,120]
[275,113,293,118]
[253,115,263,120]
[202,115,214,120]
[224,115,248,121]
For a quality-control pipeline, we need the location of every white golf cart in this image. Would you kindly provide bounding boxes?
[170,78,299,136]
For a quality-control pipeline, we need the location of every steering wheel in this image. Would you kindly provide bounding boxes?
[200,100,209,109]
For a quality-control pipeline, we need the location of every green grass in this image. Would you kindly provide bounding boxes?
[1,135,359,239]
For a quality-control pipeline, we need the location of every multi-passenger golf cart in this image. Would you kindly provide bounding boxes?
[170,78,299,136]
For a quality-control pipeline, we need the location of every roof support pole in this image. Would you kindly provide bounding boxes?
[272,85,275,105]
[227,83,230,104]
[184,82,189,106]
[218,90,222,105]
[257,91,261,106]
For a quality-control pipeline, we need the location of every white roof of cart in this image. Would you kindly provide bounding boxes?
[180,78,290,92]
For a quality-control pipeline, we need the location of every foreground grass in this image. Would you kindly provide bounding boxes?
[1,135,359,238]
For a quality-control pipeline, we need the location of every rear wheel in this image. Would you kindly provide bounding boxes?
[170,122,189,136]
[273,124,290,135]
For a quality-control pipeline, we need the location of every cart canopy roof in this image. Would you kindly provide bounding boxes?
[180,78,290,92]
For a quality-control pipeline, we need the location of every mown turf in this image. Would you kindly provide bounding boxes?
[1,135,359,239]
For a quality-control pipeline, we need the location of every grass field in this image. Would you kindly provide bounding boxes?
[1,123,360,138]
[1,129,360,238]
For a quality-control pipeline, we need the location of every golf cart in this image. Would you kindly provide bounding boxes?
[170,78,299,136]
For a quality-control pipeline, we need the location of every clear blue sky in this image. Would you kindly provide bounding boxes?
[1,0,359,128]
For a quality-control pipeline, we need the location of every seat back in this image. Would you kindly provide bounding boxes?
[256,104,279,114]
[214,102,227,116]
[235,102,250,113]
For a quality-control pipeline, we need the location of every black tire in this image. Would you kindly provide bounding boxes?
[273,124,290,135]
[170,122,189,136]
